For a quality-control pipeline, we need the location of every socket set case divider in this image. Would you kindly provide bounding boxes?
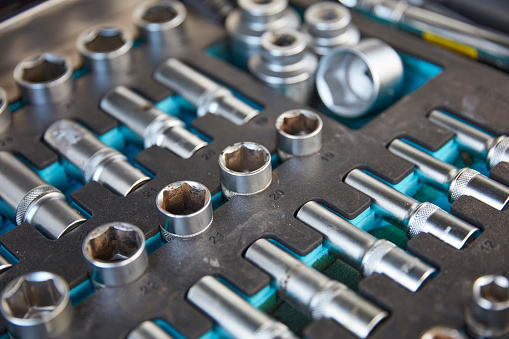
[0,0,509,338]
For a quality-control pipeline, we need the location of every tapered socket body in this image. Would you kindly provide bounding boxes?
[345,169,479,249]
[245,239,387,338]
[297,201,436,292]
[188,276,297,339]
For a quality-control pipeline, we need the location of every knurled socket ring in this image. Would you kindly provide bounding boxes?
[449,168,480,202]
[143,115,183,148]
[360,240,395,276]
[82,148,126,183]
[407,202,439,238]
[488,136,509,169]
[15,185,62,226]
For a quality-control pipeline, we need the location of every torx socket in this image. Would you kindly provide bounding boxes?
[44,119,150,196]
[13,53,74,106]
[0,152,85,239]
[156,181,213,239]
[187,276,298,339]
[76,25,133,73]
[127,321,173,339]
[100,86,207,159]
[82,222,148,287]
[0,271,73,339]
[219,142,272,199]
[466,275,509,338]
[0,88,12,132]
[154,58,259,125]
[275,109,323,160]
[389,139,509,210]
[245,239,388,338]
[429,110,509,169]
[297,201,436,292]
[345,169,479,249]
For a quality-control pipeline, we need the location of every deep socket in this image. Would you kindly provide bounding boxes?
[127,321,173,339]
[0,152,85,239]
[389,139,509,211]
[297,201,436,292]
[100,86,207,159]
[44,119,150,196]
[187,276,298,339]
[345,169,479,249]
[245,239,388,338]
[429,110,509,169]
[154,58,259,125]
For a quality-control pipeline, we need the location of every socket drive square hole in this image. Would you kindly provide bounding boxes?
[19,54,68,83]
[479,277,509,304]
[83,27,127,53]
[84,223,143,263]
[159,182,207,215]
[223,144,270,173]
[278,110,320,136]
[142,5,178,23]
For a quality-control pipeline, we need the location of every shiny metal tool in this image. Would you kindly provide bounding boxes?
[420,326,467,339]
[245,239,388,338]
[0,87,12,132]
[0,253,12,274]
[302,2,360,57]
[44,119,150,196]
[13,53,74,106]
[127,321,173,339]
[316,38,403,118]
[0,151,85,239]
[275,109,323,161]
[389,139,509,211]
[100,86,207,159]
[156,181,213,239]
[466,275,509,338]
[345,169,479,249]
[154,58,259,125]
[249,28,318,104]
[297,201,436,292]
[219,142,272,199]
[76,25,133,73]
[82,222,148,287]
[0,271,73,339]
[429,110,509,169]
[225,0,300,68]
[188,275,298,339]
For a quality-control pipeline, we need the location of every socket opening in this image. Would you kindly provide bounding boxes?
[142,5,178,23]
[479,278,509,304]
[18,54,68,83]
[158,182,207,216]
[83,223,144,263]
[317,7,341,21]
[277,110,320,136]
[222,143,270,173]
[83,27,127,53]
[251,0,274,4]
[270,32,297,47]
[421,326,465,339]
[2,272,67,320]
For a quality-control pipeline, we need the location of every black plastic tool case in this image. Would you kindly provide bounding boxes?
[0,0,509,338]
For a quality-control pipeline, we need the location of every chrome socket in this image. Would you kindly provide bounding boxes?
[82,222,148,287]
[245,239,387,338]
[429,110,509,169]
[466,275,509,338]
[275,109,323,160]
[0,88,12,132]
[249,28,318,104]
[13,53,74,106]
[156,181,213,240]
[303,2,360,57]
[127,321,173,339]
[0,152,85,239]
[0,253,12,274]
[76,25,133,73]
[297,201,436,292]
[316,38,403,118]
[100,86,207,159]
[225,0,300,68]
[219,142,272,199]
[345,169,479,249]
[44,119,150,196]
[187,275,298,339]
[0,271,73,339]
[389,139,509,211]
[421,327,466,339]
[154,58,259,125]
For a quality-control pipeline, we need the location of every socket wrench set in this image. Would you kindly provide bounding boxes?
[0,0,508,338]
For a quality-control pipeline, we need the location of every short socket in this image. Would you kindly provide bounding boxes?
[77,25,133,73]
[303,2,360,56]
[420,326,466,339]
[225,0,301,68]
[466,275,509,338]
[0,271,73,339]
[127,321,173,339]
[13,53,74,106]
[0,88,12,132]
[275,109,323,160]
[219,142,272,199]
[156,181,213,240]
[249,28,318,104]
[82,222,149,287]
[317,38,404,118]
